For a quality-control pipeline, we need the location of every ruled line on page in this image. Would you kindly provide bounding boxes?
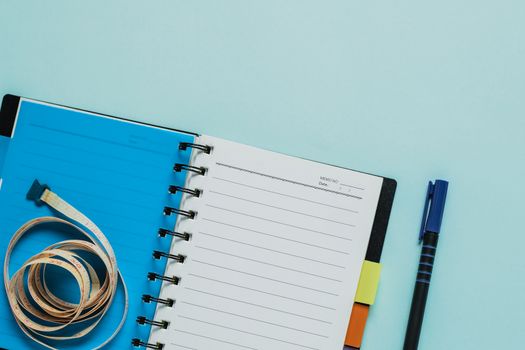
[11,178,157,211]
[21,149,159,183]
[215,162,363,199]
[202,218,350,255]
[150,135,385,350]
[208,190,356,226]
[206,205,354,241]
[194,245,343,282]
[180,302,329,338]
[340,183,365,190]
[30,123,171,156]
[172,329,257,350]
[198,231,346,268]
[178,315,321,350]
[7,201,153,228]
[17,163,158,199]
[212,177,359,213]
[169,343,197,350]
[188,273,336,310]
[191,260,339,296]
[25,136,165,169]
[184,287,332,324]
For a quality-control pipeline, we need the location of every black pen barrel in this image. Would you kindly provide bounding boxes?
[404,281,430,349]
[403,232,439,350]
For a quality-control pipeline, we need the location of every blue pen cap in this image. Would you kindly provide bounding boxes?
[426,180,449,234]
[419,180,449,240]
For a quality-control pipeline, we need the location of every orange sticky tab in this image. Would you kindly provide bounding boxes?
[345,303,370,348]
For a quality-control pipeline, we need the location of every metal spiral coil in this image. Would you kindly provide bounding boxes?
[158,228,191,241]
[173,163,206,176]
[142,294,175,307]
[131,338,164,349]
[136,316,169,329]
[163,206,196,219]
[132,141,210,349]
[179,142,212,154]
[168,185,201,197]
[147,272,180,285]
[152,250,185,263]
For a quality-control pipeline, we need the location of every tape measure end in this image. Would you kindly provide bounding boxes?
[26,179,49,206]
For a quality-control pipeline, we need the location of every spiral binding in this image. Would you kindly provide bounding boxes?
[179,142,212,154]
[142,294,175,307]
[147,272,180,285]
[132,338,164,350]
[158,228,191,241]
[168,185,201,197]
[173,163,206,176]
[136,316,169,329]
[132,141,210,349]
[163,206,196,219]
[152,250,185,263]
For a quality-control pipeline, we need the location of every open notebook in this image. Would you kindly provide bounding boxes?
[0,95,396,350]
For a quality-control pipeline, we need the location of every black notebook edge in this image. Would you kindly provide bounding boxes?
[0,94,199,138]
[366,177,397,263]
[0,94,20,137]
[343,178,396,350]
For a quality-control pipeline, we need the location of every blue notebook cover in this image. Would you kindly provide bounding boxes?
[0,98,195,349]
[0,136,8,176]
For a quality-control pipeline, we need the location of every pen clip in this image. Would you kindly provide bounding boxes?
[418,181,434,242]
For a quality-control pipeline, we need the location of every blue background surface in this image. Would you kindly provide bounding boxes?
[1,1,524,349]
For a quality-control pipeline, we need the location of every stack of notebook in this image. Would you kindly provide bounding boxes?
[0,95,395,349]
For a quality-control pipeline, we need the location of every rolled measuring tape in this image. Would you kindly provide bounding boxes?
[2,180,128,350]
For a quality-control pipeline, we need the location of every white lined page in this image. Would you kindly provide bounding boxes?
[151,136,383,350]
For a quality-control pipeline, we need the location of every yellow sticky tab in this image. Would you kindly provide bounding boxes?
[355,260,382,305]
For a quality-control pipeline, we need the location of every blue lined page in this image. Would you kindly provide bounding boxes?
[0,135,9,175]
[0,100,194,349]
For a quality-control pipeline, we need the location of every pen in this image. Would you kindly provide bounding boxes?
[403,180,449,350]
